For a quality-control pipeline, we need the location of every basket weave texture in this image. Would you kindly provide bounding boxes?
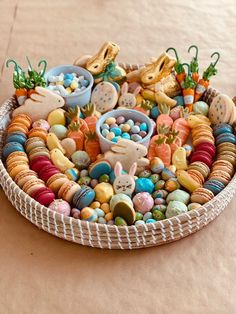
[0,85,235,249]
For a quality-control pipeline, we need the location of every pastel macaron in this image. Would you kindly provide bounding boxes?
[212,160,234,176]
[213,123,233,137]
[194,142,216,158]
[58,181,81,202]
[203,179,225,195]
[28,147,50,161]
[15,169,38,188]
[188,162,210,179]
[216,133,236,146]
[72,186,96,210]
[30,156,52,172]
[46,173,70,193]
[31,187,55,206]
[38,164,60,182]
[7,122,29,134]
[6,151,28,167]
[25,137,46,153]
[7,161,30,179]
[209,170,231,185]
[28,127,48,141]
[22,178,46,196]
[11,114,32,129]
[5,132,27,145]
[190,187,214,204]
[190,150,213,168]
[2,142,25,160]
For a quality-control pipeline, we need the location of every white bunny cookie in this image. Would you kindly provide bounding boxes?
[103,139,149,173]
[118,82,141,109]
[113,161,137,196]
[13,87,65,121]
[91,81,118,113]
[209,94,235,125]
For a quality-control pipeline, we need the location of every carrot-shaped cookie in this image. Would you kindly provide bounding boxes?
[188,45,199,84]
[166,47,186,88]
[194,52,220,102]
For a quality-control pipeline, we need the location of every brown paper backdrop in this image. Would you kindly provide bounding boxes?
[0,0,236,313]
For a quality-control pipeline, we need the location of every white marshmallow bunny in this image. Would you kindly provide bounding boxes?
[118,82,141,109]
[113,161,137,196]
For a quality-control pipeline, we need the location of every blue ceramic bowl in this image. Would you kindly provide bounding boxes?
[96,109,154,153]
[44,65,94,109]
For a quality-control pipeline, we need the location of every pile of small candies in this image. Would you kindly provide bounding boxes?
[101,116,149,143]
[47,72,89,96]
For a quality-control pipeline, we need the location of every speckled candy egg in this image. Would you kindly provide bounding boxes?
[166,189,190,205]
[32,119,50,131]
[166,201,188,218]
[182,144,192,157]
[161,168,176,181]
[150,157,164,174]
[193,101,209,116]
[155,180,165,190]
[152,204,167,213]
[61,138,77,158]
[71,208,80,219]
[165,178,180,192]
[49,124,68,140]
[139,169,152,178]
[152,189,168,199]
[154,198,166,205]
[135,178,154,194]
[48,199,71,216]
[149,174,160,183]
[115,216,127,226]
[71,151,91,169]
[150,106,160,119]
[152,209,165,220]
[170,106,182,120]
[187,203,202,211]
[80,207,98,222]
[132,192,154,214]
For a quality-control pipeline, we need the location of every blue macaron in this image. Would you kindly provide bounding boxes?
[72,186,95,209]
[2,142,25,159]
[89,161,112,179]
[213,123,233,137]
[6,132,27,145]
[203,179,225,195]
[216,133,236,146]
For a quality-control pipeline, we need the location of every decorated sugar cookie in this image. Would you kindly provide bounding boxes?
[113,161,137,195]
[91,81,118,113]
[118,82,141,109]
[209,94,236,125]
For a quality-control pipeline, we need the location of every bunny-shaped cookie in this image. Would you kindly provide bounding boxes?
[118,82,141,109]
[113,161,137,196]
[103,139,149,173]
[12,86,65,121]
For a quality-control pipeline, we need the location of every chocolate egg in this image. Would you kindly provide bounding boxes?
[161,168,176,181]
[152,209,165,220]
[152,204,167,213]
[150,157,164,174]
[165,178,180,192]
[80,207,98,222]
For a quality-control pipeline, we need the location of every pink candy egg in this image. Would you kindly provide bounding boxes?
[32,119,50,131]
[48,199,71,216]
[132,192,154,214]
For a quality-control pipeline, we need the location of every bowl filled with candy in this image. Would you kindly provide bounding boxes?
[44,65,94,108]
[96,109,154,152]
[1,42,236,249]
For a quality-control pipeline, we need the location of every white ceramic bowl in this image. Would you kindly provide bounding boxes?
[96,109,154,152]
[44,65,94,108]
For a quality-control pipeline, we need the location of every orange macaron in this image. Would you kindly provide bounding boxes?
[7,122,29,134]
[15,169,38,188]
[47,173,70,193]
[28,128,48,142]
[11,114,32,129]
[58,181,81,202]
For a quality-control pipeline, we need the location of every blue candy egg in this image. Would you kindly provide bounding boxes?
[64,73,73,80]
[174,95,184,106]
[102,129,109,137]
[140,122,148,132]
[110,127,122,136]
[121,132,131,140]
[146,218,156,224]
[150,106,160,119]
[82,79,89,87]
[111,136,120,143]
[64,79,72,87]
[135,178,154,194]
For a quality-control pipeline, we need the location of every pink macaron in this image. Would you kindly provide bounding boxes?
[38,164,60,182]
[31,187,55,206]
[30,156,52,172]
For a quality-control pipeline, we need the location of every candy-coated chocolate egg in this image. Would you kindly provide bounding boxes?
[139,169,152,178]
[33,119,50,131]
[70,81,78,90]
[154,198,166,205]
[80,169,89,177]
[193,101,209,116]
[149,174,160,183]
[48,199,71,216]
[122,124,131,132]
[98,217,106,224]
[90,179,98,188]
[101,123,110,130]
[80,207,98,222]
[106,132,115,141]
[99,174,110,183]
[135,220,145,226]
[143,212,152,222]
[116,116,126,124]
[49,124,67,140]
[161,168,176,181]
[133,192,154,214]
[146,218,156,223]
[152,189,168,199]
[101,203,110,214]
[71,208,80,219]
[126,119,135,127]
[95,208,105,217]
[131,125,140,134]
[155,180,165,190]
[165,178,180,192]
[78,176,91,186]
[152,209,165,220]
[182,144,192,157]
[187,203,202,211]
[150,157,164,174]
[121,132,131,140]
[90,201,101,209]
[150,106,160,119]
[170,106,182,120]
[71,151,90,169]
[105,212,113,222]
[106,117,116,125]
[65,168,79,181]
[174,95,184,106]
[115,216,127,226]
[152,204,167,213]
[135,178,154,193]
[135,212,143,221]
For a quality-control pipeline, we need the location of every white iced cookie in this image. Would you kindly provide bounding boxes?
[91,81,118,113]
[118,82,141,109]
[209,94,235,125]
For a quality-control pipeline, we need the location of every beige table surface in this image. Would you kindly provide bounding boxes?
[0,0,236,313]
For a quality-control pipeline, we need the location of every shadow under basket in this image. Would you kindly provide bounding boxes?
[1,67,236,249]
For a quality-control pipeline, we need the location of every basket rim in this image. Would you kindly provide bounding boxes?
[0,96,236,233]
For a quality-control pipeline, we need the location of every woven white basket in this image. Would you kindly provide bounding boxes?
[0,89,236,249]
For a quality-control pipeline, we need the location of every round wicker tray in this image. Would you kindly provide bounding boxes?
[0,87,236,249]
